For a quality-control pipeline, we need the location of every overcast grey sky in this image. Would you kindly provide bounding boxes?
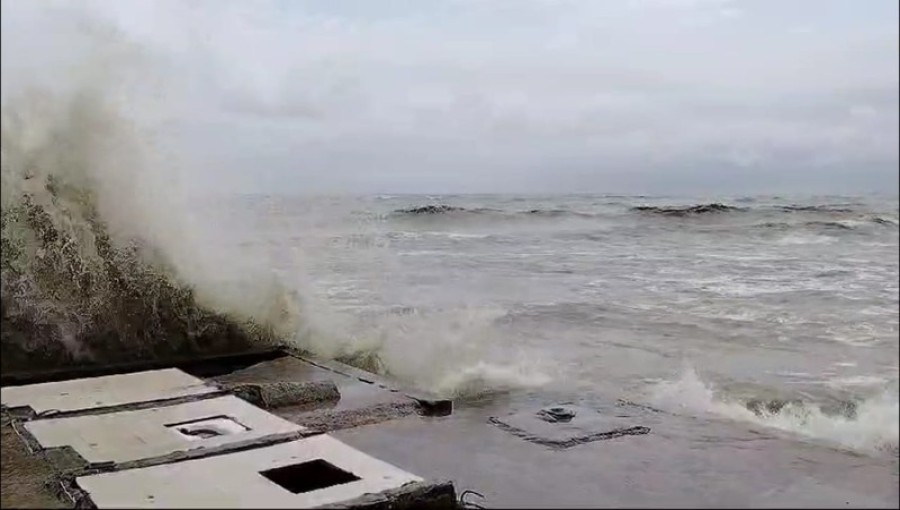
[2,0,898,195]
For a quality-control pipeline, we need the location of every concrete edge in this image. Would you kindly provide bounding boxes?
[1,390,230,421]
[284,349,453,417]
[313,480,459,510]
[221,379,341,410]
[85,430,321,475]
[0,348,286,387]
[290,400,423,434]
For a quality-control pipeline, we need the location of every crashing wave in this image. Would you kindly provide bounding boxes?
[649,368,899,456]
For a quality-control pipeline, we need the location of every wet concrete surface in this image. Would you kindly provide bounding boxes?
[215,356,413,413]
[333,401,900,508]
[214,356,422,432]
[4,353,897,508]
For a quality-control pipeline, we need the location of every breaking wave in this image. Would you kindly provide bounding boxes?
[649,368,899,456]
[0,57,297,371]
[0,13,548,398]
[0,89,540,395]
[314,305,553,398]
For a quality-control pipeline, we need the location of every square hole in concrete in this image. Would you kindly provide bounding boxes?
[165,415,249,441]
[260,459,361,494]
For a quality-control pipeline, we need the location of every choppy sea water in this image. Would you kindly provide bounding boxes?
[197,193,898,460]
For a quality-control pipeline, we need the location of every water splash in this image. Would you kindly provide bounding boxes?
[649,367,899,455]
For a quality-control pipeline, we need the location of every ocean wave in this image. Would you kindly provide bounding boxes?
[631,203,745,216]
[315,305,553,398]
[777,205,856,213]
[394,205,472,215]
[871,216,899,227]
[754,217,896,232]
[649,368,899,456]
[0,15,310,373]
[0,89,289,372]
[803,221,855,231]
[522,208,597,218]
[756,220,852,231]
[392,204,603,221]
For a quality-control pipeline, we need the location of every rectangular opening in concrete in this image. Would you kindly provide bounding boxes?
[165,415,250,441]
[260,459,361,494]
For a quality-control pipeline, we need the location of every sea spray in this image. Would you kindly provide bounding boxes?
[0,8,295,371]
[0,2,553,398]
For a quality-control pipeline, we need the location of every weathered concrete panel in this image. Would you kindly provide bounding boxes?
[24,396,306,464]
[77,435,425,509]
[1,369,216,414]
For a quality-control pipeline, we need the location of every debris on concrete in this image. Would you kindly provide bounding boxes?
[536,405,577,423]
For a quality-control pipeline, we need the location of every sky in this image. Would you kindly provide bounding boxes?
[2,0,898,195]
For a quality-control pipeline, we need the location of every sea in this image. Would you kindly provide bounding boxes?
[191,192,899,460]
[1,88,897,494]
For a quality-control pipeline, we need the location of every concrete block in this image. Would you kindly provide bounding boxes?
[224,381,341,410]
[490,404,650,448]
[77,435,425,508]
[0,369,216,414]
[24,396,306,464]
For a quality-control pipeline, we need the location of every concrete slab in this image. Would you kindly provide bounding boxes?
[214,356,422,431]
[215,357,407,412]
[490,404,650,448]
[287,353,452,416]
[24,396,306,465]
[1,369,216,414]
[77,435,424,509]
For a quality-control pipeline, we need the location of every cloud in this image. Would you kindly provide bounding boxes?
[2,0,897,194]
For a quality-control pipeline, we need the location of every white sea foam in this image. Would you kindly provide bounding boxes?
[776,234,837,245]
[649,368,899,455]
